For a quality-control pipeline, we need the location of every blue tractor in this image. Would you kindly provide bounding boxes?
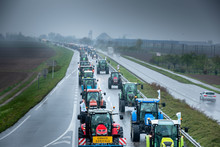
[130,90,165,142]
[81,78,98,91]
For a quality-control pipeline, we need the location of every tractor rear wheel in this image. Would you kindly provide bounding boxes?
[119,100,125,112]
[108,78,112,89]
[78,127,84,138]
[97,67,100,74]
[131,124,140,142]
[106,67,109,74]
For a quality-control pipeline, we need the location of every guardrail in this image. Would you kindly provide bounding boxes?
[98,52,202,147]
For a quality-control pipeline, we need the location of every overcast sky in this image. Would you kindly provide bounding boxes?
[0,0,219,43]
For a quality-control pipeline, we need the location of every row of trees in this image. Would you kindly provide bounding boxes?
[150,53,220,75]
[0,32,35,41]
[39,32,77,43]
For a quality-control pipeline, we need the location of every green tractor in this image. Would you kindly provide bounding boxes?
[97,59,109,74]
[145,112,187,147]
[80,54,88,61]
[119,82,143,112]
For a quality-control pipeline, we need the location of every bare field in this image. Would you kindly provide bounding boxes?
[0,42,55,92]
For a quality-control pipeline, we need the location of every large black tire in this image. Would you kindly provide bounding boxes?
[131,125,140,142]
[108,78,112,89]
[113,137,119,145]
[119,127,123,138]
[119,100,125,112]
[106,67,109,74]
[78,127,84,138]
[118,81,122,89]
[97,67,100,74]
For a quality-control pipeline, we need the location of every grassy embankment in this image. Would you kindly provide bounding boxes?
[0,44,73,133]
[99,53,220,147]
[124,56,220,94]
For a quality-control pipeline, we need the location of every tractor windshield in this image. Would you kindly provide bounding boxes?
[125,84,137,94]
[87,92,99,102]
[84,72,93,78]
[82,67,92,71]
[100,60,106,64]
[84,79,94,86]
[140,103,158,121]
[111,73,119,78]
[80,62,90,66]
[91,113,111,136]
[154,124,178,147]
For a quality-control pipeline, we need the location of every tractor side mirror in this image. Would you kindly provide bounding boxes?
[80,92,82,95]
[104,92,106,95]
[80,100,83,104]
[184,127,189,133]
[77,62,79,64]
[120,115,123,120]
[162,103,166,107]
[134,107,137,110]
[97,79,99,82]
[96,60,97,63]
[141,85,143,89]
[77,114,82,120]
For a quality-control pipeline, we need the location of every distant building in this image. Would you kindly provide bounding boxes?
[96,33,112,41]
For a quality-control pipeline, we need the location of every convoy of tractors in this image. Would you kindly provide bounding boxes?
[74,46,186,147]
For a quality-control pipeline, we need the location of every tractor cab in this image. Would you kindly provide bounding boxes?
[83,71,94,78]
[119,82,143,112]
[81,89,106,109]
[146,113,185,147]
[108,72,122,89]
[79,61,91,68]
[80,54,88,61]
[130,90,165,142]
[97,59,109,74]
[78,109,125,146]
[81,78,97,90]
[79,66,94,85]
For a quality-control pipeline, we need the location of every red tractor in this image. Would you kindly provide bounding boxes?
[78,109,126,146]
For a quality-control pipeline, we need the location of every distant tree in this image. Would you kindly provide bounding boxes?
[136,39,143,49]
[48,32,56,40]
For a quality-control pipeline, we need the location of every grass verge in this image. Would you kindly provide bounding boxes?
[99,52,220,147]
[0,44,73,133]
[124,56,220,94]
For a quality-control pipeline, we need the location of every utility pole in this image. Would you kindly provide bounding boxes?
[52,60,54,79]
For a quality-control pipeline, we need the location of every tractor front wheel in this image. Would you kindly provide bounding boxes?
[131,124,140,142]
[119,100,125,112]
[108,78,112,89]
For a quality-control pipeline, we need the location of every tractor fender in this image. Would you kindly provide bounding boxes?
[145,135,150,147]
[158,111,164,119]
[179,136,184,147]
[131,110,137,122]
[144,114,155,126]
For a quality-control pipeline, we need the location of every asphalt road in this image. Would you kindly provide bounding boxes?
[0,49,145,147]
[99,50,220,123]
[0,49,80,147]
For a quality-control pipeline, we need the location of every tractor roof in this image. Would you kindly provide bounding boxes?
[83,78,96,80]
[122,82,137,85]
[88,108,113,114]
[84,71,93,73]
[136,98,160,103]
[151,119,179,125]
[86,89,101,92]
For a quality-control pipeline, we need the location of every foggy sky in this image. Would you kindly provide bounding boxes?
[0,0,220,43]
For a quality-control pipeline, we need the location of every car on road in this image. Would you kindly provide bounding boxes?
[200,91,216,101]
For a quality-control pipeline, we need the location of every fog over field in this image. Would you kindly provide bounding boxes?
[0,0,220,43]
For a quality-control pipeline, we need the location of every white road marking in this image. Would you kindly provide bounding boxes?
[35,97,49,111]
[0,115,31,140]
[44,102,78,147]
[52,140,71,145]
